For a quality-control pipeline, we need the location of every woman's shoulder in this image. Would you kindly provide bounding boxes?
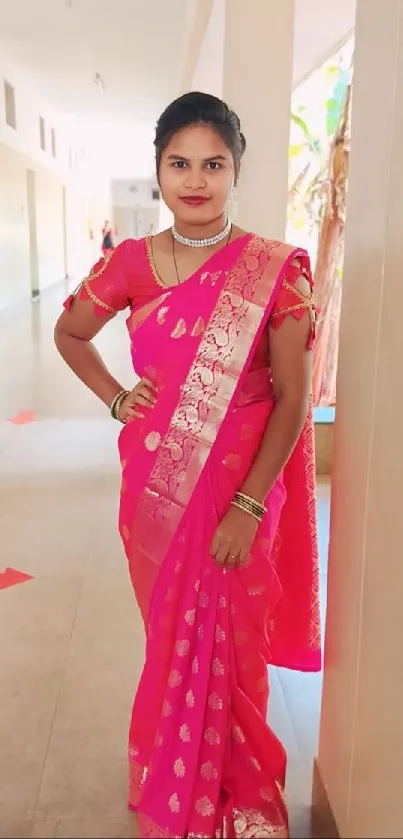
[249,233,309,258]
[115,237,146,256]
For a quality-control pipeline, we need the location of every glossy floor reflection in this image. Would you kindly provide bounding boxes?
[0,287,330,839]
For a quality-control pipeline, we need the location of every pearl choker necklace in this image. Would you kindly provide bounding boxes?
[172,218,232,248]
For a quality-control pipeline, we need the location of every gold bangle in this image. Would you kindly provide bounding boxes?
[230,499,263,523]
[110,389,129,421]
[233,491,266,517]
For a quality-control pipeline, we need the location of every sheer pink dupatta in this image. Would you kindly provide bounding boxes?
[118,235,320,838]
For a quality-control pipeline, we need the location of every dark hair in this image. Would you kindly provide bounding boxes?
[154,91,246,182]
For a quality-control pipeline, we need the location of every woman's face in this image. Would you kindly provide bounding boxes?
[158,124,235,225]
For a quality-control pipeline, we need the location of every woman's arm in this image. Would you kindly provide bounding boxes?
[210,272,313,569]
[54,301,124,408]
[240,273,313,503]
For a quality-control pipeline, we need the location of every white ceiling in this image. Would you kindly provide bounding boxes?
[0,0,356,178]
[0,0,186,122]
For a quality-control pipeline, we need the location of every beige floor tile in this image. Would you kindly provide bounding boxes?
[35,756,129,820]
[30,820,60,839]
[45,639,142,762]
[71,573,144,643]
[0,822,33,839]
[0,674,60,760]
[0,577,83,644]
[31,814,136,838]
[0,476,120,578]
[0,755,44,821]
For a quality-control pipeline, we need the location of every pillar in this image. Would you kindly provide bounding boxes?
[222,0,295,239]
[314,1,403,836]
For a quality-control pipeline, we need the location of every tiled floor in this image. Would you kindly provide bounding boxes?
[0,287,330,839]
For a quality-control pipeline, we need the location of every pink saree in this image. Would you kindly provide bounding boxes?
[114,234,321,838]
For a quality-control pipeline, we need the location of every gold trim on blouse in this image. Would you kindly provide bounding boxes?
[71,250,116,314]
[146,236,169,289]
[270,277,317,334]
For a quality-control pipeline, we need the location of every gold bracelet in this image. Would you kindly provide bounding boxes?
[230,499,264,523]
[110,390,126,418]
[233,491,266,517]
[110,389,129,421]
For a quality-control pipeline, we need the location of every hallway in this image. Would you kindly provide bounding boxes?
[0,287,329,839]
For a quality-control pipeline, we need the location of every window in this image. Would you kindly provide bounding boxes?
[4,80,16,130]
[51,127,56,158]
[39,117,46,151]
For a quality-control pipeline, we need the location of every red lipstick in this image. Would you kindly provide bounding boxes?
[180,196,210,206]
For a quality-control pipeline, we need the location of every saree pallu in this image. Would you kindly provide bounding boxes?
[118,234,321,838]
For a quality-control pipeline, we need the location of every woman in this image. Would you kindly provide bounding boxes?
[101,219,115,256]
[55,92,320,839]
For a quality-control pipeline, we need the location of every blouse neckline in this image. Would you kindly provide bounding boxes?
[144,233,252,291]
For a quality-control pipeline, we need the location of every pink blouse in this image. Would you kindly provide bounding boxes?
[64,238,317,350]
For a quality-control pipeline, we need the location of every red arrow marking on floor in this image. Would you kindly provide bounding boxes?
[7,410,37,425]
[0,568,33,590]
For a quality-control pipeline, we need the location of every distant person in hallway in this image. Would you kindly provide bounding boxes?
[55,92,320,839]
[101,219,115,256]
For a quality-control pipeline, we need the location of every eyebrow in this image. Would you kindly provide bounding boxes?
[167,154,227,163]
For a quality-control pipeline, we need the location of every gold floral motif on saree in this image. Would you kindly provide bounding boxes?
[162,699,173,717]
[171,318,187,339]
[186,689,195,708]
[168,792,180,813]
[168,669,183,688]
[173,757,186,778]
[231,808,288,838]
[232,724,246,744]
[144,431,162,452]
[191,316,206,337]
[208,691,224,711]
[200,760,218,781]
[195,795,215,817]
[215,625,226,643]
[212,657,225,676]
[204,726,220,746]
[175,639,190,657]
[179,723,191,742]
[157,305,169,325]
[198,591,209,608]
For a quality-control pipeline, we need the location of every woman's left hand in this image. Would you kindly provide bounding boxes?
[210,505,259,571]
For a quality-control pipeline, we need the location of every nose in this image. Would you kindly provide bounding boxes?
[183,165,207,191]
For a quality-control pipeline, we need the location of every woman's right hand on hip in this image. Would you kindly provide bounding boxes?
[117,378,158,423]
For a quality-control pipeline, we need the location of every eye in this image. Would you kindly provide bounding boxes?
[172,160,187,169]
[206,161,222,171]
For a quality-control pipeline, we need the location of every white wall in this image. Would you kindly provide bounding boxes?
[0,47,84,181]
[191,0,225,96]
[0,47,112,309]
[0,143,30,308]
[111,179,159,209]
[111,179,160,243]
